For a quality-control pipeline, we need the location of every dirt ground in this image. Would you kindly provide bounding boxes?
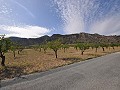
[0,47,120,80]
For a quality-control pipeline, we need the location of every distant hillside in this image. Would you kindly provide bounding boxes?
[9,33,120,46]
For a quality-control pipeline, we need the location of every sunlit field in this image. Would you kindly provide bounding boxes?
[0,46,120,80]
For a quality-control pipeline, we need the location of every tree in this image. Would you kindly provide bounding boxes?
[110,43,119,50]
[110,43,115,50]
[32,45,39,51]
[32,45,43,52]
[77,43,89,55]
[94,43,100,52]
[48,40,61,58]
[89,43,94,50]
[10,43,17,59]
[74,44,78,51]
[100,43,106,51]
[17,44,24,54]
[38,45,42,52]
[104,44,109,50]
[41,45,48,53]
[0,35,11,66]
[61,44,69,52]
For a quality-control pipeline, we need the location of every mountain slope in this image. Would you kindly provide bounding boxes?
[9,33,120,46]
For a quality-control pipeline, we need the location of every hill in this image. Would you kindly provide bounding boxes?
[9,32,120,46]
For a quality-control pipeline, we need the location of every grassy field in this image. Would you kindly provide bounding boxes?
[0,47,120,80]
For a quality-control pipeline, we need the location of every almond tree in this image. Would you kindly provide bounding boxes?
[77,43,89,55]
[110,43,120,50]
[100,43,106,51]
[32,45,42,52]
[32,45,39,51]
[0,35,11,66]
[74,44,78,51]
[89,43,94,50]
[61,44,69,52]
[42,45,48,53]
[110,43,115,50]
[38,45,42,52]
[17,44,24,54]
[94,43,100,52]
[104,44,109,50]
[48,40,61,58]
[11,43,17,59]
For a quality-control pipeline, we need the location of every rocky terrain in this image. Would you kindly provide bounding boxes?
[9,32,120,46]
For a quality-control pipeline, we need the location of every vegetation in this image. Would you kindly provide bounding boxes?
[48,40,61,58]
[42,44,48,53]
[94,43,100,52]
[0,35,11,66]
[74,44,78,51]
[0,35,120,80]
[17,44,24,54]
[10,43,17,59]
[100,43,106,51]
[61,44,69,52]
[38,45,42,52]
[77,43,89,55]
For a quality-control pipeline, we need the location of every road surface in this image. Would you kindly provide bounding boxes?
[1,52,120,90]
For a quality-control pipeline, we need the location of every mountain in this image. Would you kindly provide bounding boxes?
[9,33,120,46]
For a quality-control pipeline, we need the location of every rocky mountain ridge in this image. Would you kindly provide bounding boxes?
[9,32,120,46]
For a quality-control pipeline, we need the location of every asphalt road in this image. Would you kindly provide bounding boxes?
[1,52,120,90]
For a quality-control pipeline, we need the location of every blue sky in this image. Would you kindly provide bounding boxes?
[0,0,120,38]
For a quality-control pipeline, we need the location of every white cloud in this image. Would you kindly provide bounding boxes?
[53,0,120,35]
[53,0,84,34]
[0,25,51,38]
[53,0,96,34]
[90,15,120,35]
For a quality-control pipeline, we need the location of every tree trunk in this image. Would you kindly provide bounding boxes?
[13,51,16,59]
[112,47,115,50]
[44,49,46,53]
[92,47,94,50]
[102,47,105,51]
[18,50,20,54]
[0,52,5,66]
[55,50,57,58]
[75,47,78,51]
[64,48,65,53]
[95,48,97,52]
[1,55,5,66]
[39,48,41,52]
[81,51,84,55]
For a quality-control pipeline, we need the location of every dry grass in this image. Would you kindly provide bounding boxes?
[0,47,120,80]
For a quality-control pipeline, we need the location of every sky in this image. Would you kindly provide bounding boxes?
[0,0,120,38]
